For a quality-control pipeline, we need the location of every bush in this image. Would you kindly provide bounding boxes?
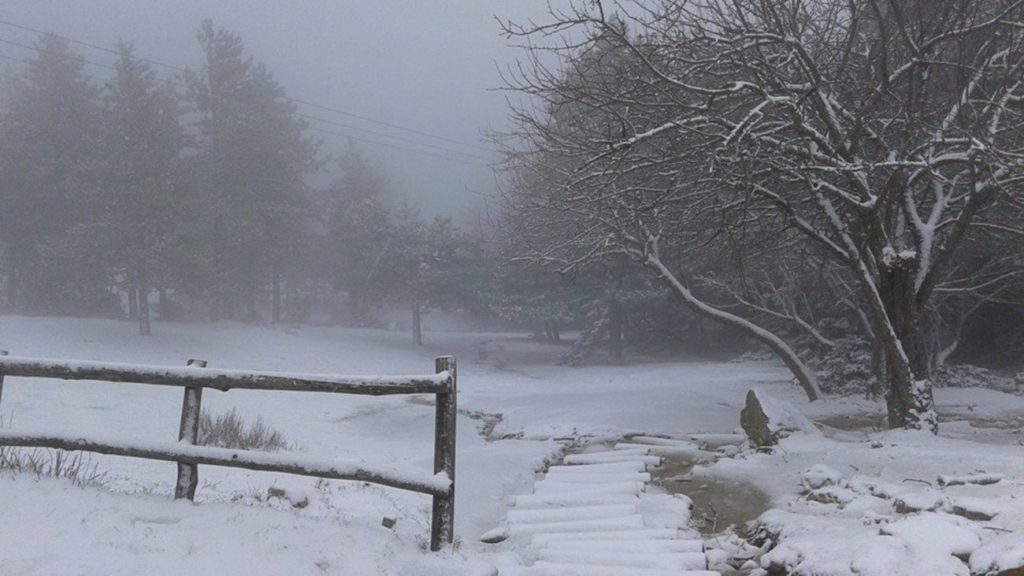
[197,408,290,451]
[815,338,877,395]
[934,364,1016,391]
[0,446,106,487]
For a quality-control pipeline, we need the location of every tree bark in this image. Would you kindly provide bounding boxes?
[158,288,167,319]
[608,299,624,360]
[863,253,936,433]
[4,247,18,312]
[412,304,423,346]
[137,272,151,337]
[127,282,139,320]
[271,266,281,324]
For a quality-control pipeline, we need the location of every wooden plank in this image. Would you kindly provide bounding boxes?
[0,355,448,396]
[539,472,652,484]
[530,528,681,546]
[513,493,640,510]
[545,461,648,474]
[430,356,457,551]
[506,562,719,576]
[564,453,661,466]
[508,504,637,525]
[480,515,646,543]
[0,432,449,497]
[533,480,645,495]
[542,539,704,553]
[537,549,708,571]
[175,359,205,501]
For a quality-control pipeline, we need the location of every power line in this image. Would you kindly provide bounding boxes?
[0,17,494,153]
[288,96,493,153]
[0,40,493,166]
[294,111,491,162]
[307,126,488,167]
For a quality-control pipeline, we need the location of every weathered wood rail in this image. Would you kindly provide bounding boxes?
[0,353,457,551]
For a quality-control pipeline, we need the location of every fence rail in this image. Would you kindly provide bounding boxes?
[0,353,457,551]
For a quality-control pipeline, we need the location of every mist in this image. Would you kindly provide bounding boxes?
[1,3,1024,575]
[1,1,551,218]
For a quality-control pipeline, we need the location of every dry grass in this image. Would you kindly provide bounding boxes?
[0,446,107,487]
[197,408,290,451]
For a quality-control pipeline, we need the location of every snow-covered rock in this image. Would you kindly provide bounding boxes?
[740,388,818,447]
[969,533,1024,576]
[800,464,842,491]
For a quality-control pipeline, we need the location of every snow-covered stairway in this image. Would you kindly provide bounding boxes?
[484,438,720,576]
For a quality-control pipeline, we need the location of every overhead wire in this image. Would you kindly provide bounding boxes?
[1,43,492,167]
[0,18,495,159]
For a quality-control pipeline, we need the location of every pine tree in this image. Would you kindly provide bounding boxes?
[0,34,105,314]
[185,20,318,321]
[102,43,187,334]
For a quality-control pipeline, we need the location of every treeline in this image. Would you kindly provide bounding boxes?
[0,21,494,342]
[0,19,719,352]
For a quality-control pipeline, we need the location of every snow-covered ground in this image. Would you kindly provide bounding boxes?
[0,316,1022,575]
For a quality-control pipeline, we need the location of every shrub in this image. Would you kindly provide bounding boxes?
[197,408,290,451]
[0,446,106,487]
[934,364,1016,391]
[815,338,877,396]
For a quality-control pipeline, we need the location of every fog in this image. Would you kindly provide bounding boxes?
[2,3,1024,573]
[1,1,550,218]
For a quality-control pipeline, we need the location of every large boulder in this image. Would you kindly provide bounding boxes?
[741,388,818,447]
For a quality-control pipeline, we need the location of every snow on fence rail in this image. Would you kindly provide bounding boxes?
[0,353,458,551]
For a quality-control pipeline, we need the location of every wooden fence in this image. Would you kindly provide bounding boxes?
[0,353,457,551]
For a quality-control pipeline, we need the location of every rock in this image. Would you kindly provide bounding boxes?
[951,497,1001,521]
[740,388,818,447]
[970,533,1024,576]
[894,490,946,514]
[938,473,1003,487]
[800,464,842,491]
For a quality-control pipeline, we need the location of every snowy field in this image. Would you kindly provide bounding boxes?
[1,316,1023,575]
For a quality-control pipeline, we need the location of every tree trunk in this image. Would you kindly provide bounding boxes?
[608,299,623,360]
[412,304,423,346]
[875,256,936,432]
[533,320,546,340]
[5,249,17,312]
[869,338,885,400]
[137,272,151,337]
[127,282,139,320]
[647,254,822,401]
[158,288,167,319]
[271,266,281,324]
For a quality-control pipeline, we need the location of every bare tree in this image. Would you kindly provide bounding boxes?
[501,0,1024,430]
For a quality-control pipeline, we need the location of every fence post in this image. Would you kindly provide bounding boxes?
[430,356,457,551]
[0,351,7,416]
[175,358,206,500]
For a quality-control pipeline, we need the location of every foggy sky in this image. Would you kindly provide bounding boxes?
[0,1,555,221]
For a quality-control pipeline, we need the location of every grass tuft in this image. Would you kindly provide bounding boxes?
[0,446,107,487]
[197,408,290,451]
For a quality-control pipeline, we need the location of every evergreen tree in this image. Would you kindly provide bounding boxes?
[185,20,318,322]
[0,34,106,314]
[324,143,394,325]
[102,43,187,334]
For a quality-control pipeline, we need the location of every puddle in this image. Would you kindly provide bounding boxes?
[650,454,771,534]
[815,411,1024,445]
[815,413,887,432]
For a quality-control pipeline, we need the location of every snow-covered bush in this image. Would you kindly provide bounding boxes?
[815,338,877,395]
[933,364,1016,391]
